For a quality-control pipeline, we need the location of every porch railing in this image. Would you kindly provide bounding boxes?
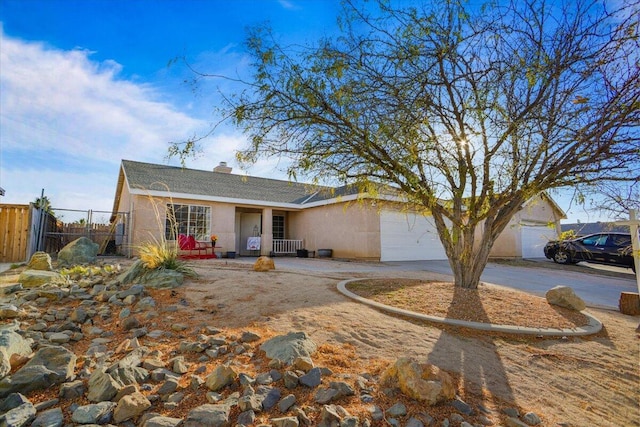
[272,239,303,255]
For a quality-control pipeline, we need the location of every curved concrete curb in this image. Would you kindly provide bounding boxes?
[337,279,603,337]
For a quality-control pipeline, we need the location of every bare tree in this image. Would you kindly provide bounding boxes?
[176,0,639,289]
[590,182,640,220]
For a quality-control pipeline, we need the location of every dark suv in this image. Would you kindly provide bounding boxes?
[544,232,636,272]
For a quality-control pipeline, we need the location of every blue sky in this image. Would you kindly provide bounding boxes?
[0,0,608,224]
[0,0,343,222]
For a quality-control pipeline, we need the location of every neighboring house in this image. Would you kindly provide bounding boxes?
[489,192,565,259]
[110,160,565,261]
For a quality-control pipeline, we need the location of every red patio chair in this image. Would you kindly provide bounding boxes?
[178,234,214,259]
[178,234,191,250]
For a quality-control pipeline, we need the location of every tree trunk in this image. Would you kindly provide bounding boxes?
[432,198,521,290]
[448,235,493,289]
[432,211,494,289]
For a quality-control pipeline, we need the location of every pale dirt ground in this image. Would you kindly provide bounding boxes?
[180,259,640,427]
[2,258,638,426]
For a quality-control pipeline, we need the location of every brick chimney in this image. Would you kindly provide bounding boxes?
[213,161,232,173]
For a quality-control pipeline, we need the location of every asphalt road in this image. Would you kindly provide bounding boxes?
[270,256,637,310]
[409,258,637,310]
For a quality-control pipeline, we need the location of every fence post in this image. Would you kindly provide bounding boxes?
[37,207,46,253]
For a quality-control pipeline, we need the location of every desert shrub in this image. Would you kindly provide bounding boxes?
[134,190,198,278]
[59,264,118,280]
[137,240,197,278]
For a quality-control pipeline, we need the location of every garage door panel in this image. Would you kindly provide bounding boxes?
[521,225,554,258]
[380,211,447,261]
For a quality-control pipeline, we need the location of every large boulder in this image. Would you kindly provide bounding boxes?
[141,416,184,427]
[260,332,317,365]
[0,328,33,379]
[137,268,184,289]
[17,270,63,288]
[381,357,455,405]
[27,252,53,271]
[57,237,99,266]
[31,407,64,427]
[546,285,586,311]
[253,256,275,272]
[1,401,36,427]
[0,304,23,320]
[71,402,116,424]
[0,392,30,413]
[0,346,76,398]
[111,260,184,289]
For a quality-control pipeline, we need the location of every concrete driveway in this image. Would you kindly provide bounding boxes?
[263,256,637,310]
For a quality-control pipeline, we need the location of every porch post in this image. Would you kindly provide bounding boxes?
[261,208,273,256]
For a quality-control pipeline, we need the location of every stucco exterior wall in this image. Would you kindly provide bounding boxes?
[519,194,561,224]
[489,194,563,258]
[489,212,523,258]
[289,200,381,259]
[122,194,240,256]
[129,195,165,251]
[211,203,236,253]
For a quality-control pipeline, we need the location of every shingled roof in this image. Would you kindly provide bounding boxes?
[119,159,359,206]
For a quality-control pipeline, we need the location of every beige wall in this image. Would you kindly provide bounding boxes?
[123,194,239,255]
[212,203,237,253]
[519,194,561,223]
[489,194,563,258]
[290,200,381,259]
[129,195,166,251]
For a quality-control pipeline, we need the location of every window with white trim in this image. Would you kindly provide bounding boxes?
[166,204,211,241]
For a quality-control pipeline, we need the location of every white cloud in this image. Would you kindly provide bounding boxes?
[0,27,320,218]
[0,32,206,160]
[0,29,232,210]
[278,0,298,10]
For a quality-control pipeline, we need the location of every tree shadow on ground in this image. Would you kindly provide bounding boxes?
[427,285,516,410]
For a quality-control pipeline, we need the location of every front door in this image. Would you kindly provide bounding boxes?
[238,213,262,256]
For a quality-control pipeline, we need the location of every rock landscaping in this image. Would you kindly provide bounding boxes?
[0,253,550,427]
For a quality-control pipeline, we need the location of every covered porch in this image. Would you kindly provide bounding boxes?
[234,207,304,257]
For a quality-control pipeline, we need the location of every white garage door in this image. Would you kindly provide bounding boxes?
[521,225,554,259]
[380,210,447,261]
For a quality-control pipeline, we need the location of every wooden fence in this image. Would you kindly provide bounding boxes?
[0,205,128,263]
[0,204,32,263]
[53,223,113,249]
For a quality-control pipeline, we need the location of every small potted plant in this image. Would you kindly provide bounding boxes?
[210,234,218,248]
